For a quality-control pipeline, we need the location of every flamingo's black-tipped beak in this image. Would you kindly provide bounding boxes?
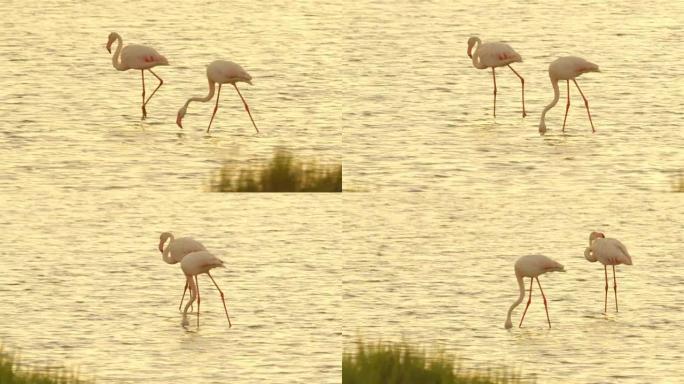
[107,46,111,54]
[467,52,472,58]
[176,117,183,129]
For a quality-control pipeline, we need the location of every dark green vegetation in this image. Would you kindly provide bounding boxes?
[209,149,342,192]
[343,342,532,384]
[0,348,91,384]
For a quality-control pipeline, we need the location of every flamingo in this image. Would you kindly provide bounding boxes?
[505,255,565,329]
[467,36,526,118]
[584,231,632,313]
[158,232,207,311]
[106,32,168,119]
[181,250,232,328]
[539,56,600,134]
[176,60,259,133]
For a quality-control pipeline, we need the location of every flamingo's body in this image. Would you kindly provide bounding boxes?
[505,255,565,329]
[539,56,599,134]
[159,232,207,310]
[584,231,632,312]
[181,250,232,328]
[176,60,258,133]
[467,36,526,118]
[106,32,168,119]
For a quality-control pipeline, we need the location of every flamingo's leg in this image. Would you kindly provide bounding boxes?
[604,265,608,313]
[562,80,570,132]
[207,84,222,133]
[613,265,618,312]
[519,277,533,328]
[232,83,259,133]
[572,79,595,133]
[143,69,164,110]
[182,277,197,318]
[178,280,188,312]
[207,272,232,328]
[507,65,526,118]
[536,277,551,329]
[195,275,200,327]
[141,70,147,120]
[491,67,497,118]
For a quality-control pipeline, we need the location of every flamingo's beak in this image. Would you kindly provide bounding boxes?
[107,46,111,54]
[176,115,183,129]
[158,242,164,253]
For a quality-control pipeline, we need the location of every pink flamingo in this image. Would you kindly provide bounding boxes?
[158,232,207,311]
[181,250,232,328]
[539,56,600,134]
[106,32,168,119]
[584,231,632,313]
[176,60,258,133]
[467,36,526,118]
[505,255,565,329]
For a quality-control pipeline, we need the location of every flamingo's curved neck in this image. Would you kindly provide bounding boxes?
[470,40,487,69]
[539,78,560,127]
[505,273,525,328]
[161,234,175,264]
[111,34,125,71]
[183,80,216,110]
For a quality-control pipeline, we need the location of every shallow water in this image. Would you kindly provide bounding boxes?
[1,192,340,384]
[341,0,683,192]
[343,192,683,383]
[0,0,341,194]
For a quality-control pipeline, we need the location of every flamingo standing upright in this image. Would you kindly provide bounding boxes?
[181,250,232,328]
[584,231,632,313]
[158,232,207,310]
[106,32,168,119]
[505,254,566,329]
[467,36,526,118]
[176,60,259,133]
[539,56,600,134]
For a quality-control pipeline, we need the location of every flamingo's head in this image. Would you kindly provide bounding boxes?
[467,36,480,58]
[176,106,187,129]
[159,232,172,253]
[589,231,605,245]
[539,121,547,135]
[106,32,117,53]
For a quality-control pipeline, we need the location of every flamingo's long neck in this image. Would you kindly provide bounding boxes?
[161,234,175,264]
[470,40,487,69]
[182,80,216,110]
[539,78,560,130]
[111,34,125,71]
[505,273,525,329]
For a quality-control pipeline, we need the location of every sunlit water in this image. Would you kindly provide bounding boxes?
[343,192,683,384]
[1,192,340,384]
[342,1,683,192]
[0,1,341,193]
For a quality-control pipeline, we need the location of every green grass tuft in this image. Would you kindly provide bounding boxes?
[209,149,342,192]
[0,348,92,384]
[343,341,532,384]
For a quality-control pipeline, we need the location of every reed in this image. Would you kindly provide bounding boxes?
[343,341,532,384]
[209,149,342,192]
[0,348,91,384]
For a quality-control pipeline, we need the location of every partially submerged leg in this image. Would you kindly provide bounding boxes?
[232,83,259,133]
[507,65,526,117]
[562,80,570,132]
[492,68,497,118]
[519,277,533,328]
[178,280,188,312]
[207,84,222,133]
[613,265,618,312]
[141,70,147,119]
[572,79,595,133]
[604,265,608,313]
[536,277,551,328]
[195,275,200,327]
[207,272,232,328]
[143,69,164,110]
